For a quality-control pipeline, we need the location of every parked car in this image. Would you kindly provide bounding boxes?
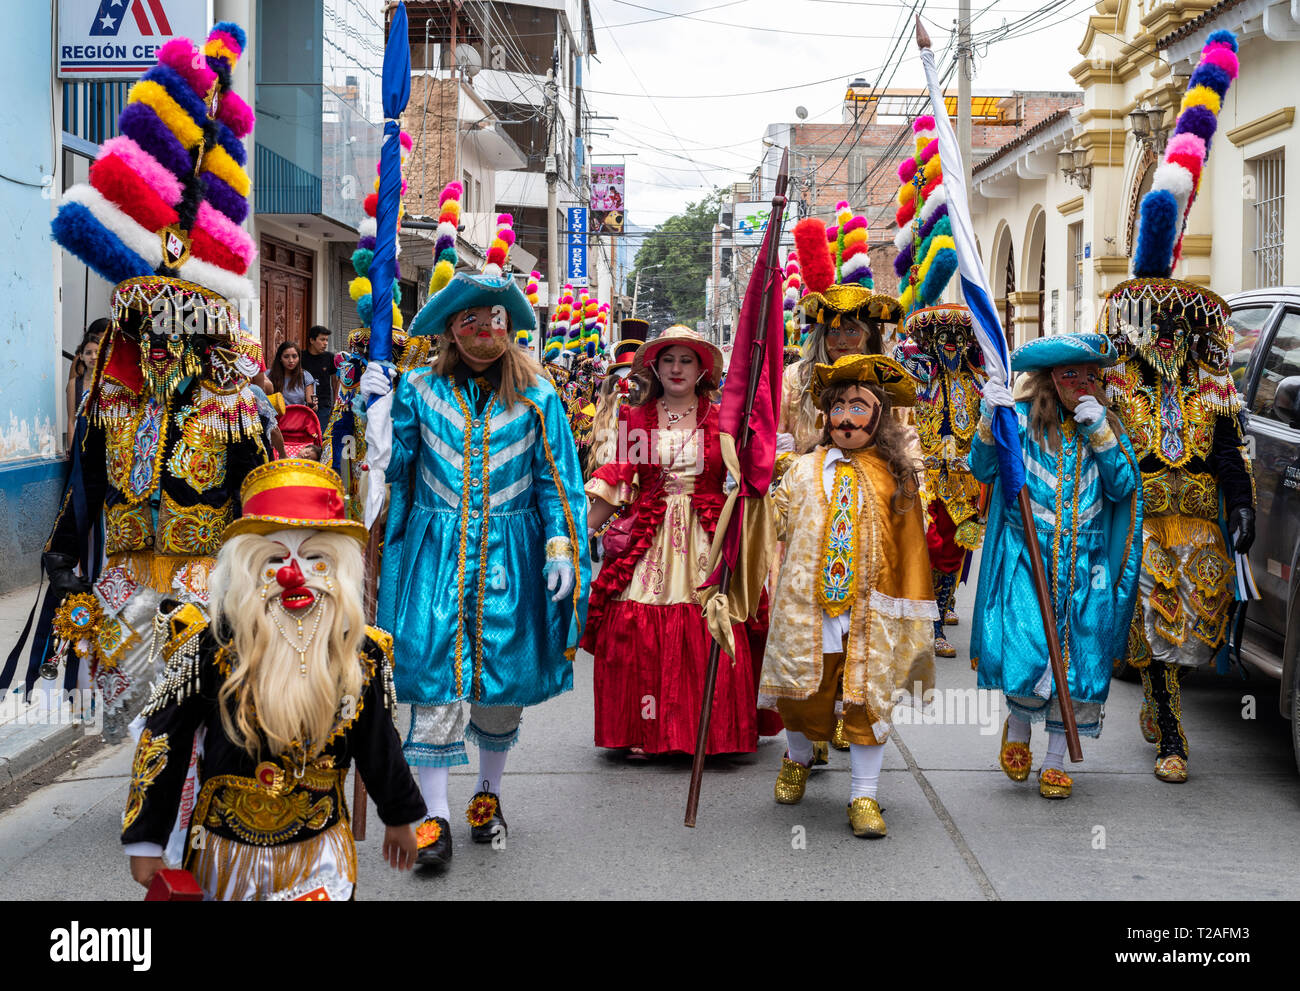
[1224,288,1300,771]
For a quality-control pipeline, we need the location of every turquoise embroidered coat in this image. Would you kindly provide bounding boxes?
[377,367,590,708]
[970,401,1142,707]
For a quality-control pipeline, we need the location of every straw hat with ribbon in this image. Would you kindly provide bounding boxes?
[810,353,918,408]
[632,325,724,384]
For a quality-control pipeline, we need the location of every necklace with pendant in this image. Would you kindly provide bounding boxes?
[270,601,324,677]
[662,399,695,426]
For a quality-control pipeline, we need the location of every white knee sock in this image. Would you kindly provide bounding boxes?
[1006,711,1032,744]
[417,765,451,821]
[785,729,815,767]
[849,742,885,800]
[1041,732,1071,773]
[477,748,509,797]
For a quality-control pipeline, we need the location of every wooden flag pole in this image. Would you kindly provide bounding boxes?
[685,150,789,827]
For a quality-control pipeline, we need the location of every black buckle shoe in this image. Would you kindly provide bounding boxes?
[466,787,507,844]
[415,816,452,867]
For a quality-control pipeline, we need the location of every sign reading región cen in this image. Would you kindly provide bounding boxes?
[58,0,210,79]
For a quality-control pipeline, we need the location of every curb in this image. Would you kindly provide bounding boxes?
[0,720,86,791]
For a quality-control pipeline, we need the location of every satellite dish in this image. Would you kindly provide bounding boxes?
[443,45,483,76]
[795,106,808,120]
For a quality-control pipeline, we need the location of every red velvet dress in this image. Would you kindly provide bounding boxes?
[583,402,758,754]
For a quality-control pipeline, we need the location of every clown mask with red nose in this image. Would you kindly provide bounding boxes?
[259,529,336,615]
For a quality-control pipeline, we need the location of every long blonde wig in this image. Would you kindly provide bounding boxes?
[210,531,367,759]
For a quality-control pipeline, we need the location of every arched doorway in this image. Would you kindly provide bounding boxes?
[1003,244,1016,353]
[1023,206,1047,340]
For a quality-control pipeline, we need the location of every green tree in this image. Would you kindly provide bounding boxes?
[627,188,722,332]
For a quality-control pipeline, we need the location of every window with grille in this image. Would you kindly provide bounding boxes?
[1070,222,1084,332]
[1253,151,1285,289]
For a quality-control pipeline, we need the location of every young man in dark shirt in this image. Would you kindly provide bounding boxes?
[302,325,338,433]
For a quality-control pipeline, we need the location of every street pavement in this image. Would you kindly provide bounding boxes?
[1,565,1297,901]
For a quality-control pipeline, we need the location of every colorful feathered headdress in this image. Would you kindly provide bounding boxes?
[51,21,256,318]
[893,116,958,316]
[349,134,413,334]
[519,271,541,348]
[782,250,804,349]
[1132,31,1237,279]
[792,212,902,325]
[484,213,517,278]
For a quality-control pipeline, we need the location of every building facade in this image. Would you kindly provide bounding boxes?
[968,0,1300,350]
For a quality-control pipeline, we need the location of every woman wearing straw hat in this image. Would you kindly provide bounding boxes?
[583,325,759,757]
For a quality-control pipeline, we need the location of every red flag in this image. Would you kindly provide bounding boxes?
[709,217,785,577]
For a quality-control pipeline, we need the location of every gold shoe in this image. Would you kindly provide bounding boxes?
[945,610,959,627]
[830,718,850,751]
[1038,767,1073,799]
[811,741,830,767]
[998,718,1032,782]
[1139,699,1159,745]
[934,635,957,659]
[1154,755,1188,782]
[847,797,887,837]
[774,755,811,804]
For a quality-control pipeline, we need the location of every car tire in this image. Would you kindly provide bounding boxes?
[1291,637,1300,776]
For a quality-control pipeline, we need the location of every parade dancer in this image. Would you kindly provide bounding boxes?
[121,460,425,899]
[1099,30,1254,783]
[587,318,648,479]
[777,209,904,459]
[889,115,983,659]
[584,327,759,757]
[762,355,935,837]
[10,24,268,737]
[361,229,589,869]
[973,334,1142,800]
[894,307,986,658]
[774,208,907,753]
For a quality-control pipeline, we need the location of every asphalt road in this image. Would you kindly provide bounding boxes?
[1,572,1297,901]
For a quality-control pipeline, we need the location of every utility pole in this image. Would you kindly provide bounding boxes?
[545,64,560,320]
[957,0,972,204]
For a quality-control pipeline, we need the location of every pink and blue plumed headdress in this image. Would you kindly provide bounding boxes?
[1132,30,1238,279]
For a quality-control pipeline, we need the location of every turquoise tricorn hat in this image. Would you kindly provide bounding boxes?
[1011,333,1117,373]
[409,272,537,338]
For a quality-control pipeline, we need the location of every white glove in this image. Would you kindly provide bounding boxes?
[362,391,394,529]
[545,560,575,602]
[982,379,1015,409]
[1073,395,1105,426]
[360,362,395,401]
[775,432,795,454]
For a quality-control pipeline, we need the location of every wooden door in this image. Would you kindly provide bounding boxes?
[259,236,314,360]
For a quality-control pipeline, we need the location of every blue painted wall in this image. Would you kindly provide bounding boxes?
[0,6,63,593]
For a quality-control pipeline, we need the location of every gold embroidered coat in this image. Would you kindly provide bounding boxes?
[761,447,936,738]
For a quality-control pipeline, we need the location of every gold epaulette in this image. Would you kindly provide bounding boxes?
[365,625,397,712]
[141,602,210,717]
[773,451,795,486]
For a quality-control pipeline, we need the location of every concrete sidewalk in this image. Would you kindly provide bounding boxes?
[0,584,90,790]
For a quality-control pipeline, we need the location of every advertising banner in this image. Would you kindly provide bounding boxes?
[590,163,625,234]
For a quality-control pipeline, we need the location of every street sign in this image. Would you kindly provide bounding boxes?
[567,206,588,286]
[58,0,209,79]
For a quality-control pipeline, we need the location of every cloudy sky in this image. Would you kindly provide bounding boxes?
[581,0,1100,241]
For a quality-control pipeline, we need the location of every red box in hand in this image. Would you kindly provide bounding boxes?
[145,869,203,901]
